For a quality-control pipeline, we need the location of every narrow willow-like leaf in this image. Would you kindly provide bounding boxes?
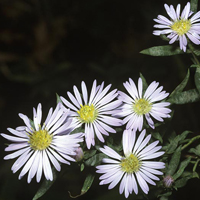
[191,64,200,68]
[173,157,191,180]
[195,67,200,93]
[140,73,148,91]
[56,93,62,104]
[85,153,105,166]
[191,0,198,13]
[170,70,190,97]
[32,169,57,200]
[69,174,95,198]
[174,172,198,188]
[167,131,191,154]
[84,150,97,160]
[166,146,181,176]
[151,132,163,144]
[168,89,200,104]
[189,144,200,157]
[140,45,186,56]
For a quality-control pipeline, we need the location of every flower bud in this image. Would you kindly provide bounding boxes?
[74,147,84,162]
[163,175,174,188]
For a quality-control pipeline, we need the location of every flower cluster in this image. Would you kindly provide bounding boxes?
[1,77,170,197]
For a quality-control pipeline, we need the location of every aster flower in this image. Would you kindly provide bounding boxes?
[96,129,165,198]
[153,2,200,52]
[1,103,83,183]
[117,78,171,131]
[60,80,122,149]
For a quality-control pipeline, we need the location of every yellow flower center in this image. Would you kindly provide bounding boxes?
[171,19,191,36]
[29,129,52,150]
[133,98,152,115]
[121,154,140,173]
[77,104,97,123]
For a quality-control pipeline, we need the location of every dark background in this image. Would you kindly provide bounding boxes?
[0,0,199,199]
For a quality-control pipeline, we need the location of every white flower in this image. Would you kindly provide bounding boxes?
[96,129,165,198]
[1,103,83,183]
[153,2,200,52]
[60,80,122,149]
[117,78,171,131]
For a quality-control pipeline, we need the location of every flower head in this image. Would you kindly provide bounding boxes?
[60,80,122,149]
[117,78,171,131]
[153,2,200,52]
[96,129,165,198]
[1,103,83,183]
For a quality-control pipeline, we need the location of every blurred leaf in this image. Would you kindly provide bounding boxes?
[140,45,187,56]
[167,131,191,154]
[69,174,95,198]
[56,93,62,104]
[81,163,85,171]
[173,157,191,180]
[191,64,200,68]
[195,67,200,93]
[189,144,200,157]
[151,132,163,143]
[85,153,105,166]
[166,146,181,176]
[170,69,190,97]
[168,89,200,104]
[84,150,97,160]
[191,0,198,13]
[32,168,57,200]
[174,171,198,188]
[140,73,148,91]
[158,191,172,199]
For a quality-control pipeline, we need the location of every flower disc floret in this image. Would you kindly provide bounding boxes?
[121,154,140,173]
[171,19,191,36]
[29,129,52,150]
[77,104,97,123]
[133,99,152,115]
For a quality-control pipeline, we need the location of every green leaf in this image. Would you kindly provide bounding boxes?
[140,45,186,56]
[56,93,62,104]
[32,169,57,200]
[174,171,197,188]
[191,0,198,12]
[151,132,163,144]
[85,153,105,166]
[195,67,200,94]
[168,89,200,104]
[158,191,172,199]
[167,131,191,154]
[173,157,192,180]
[69,174,95,198]
[166,146,181,176]
[191,64,200,68]
[189,144,200,157]
[80,163,85,171]
[84,150,97,160]
[170,70,190,97]
[140,73,148,91]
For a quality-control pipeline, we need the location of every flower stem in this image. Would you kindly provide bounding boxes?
[181,135,200,151]
[188,43,200,66]
[193,158,200,172]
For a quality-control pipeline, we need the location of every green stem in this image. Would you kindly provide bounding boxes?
[181,135,200,151]
[193,158,200,172]
[188,43,200,66]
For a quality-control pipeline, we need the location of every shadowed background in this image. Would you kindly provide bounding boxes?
[0,0,199,199]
